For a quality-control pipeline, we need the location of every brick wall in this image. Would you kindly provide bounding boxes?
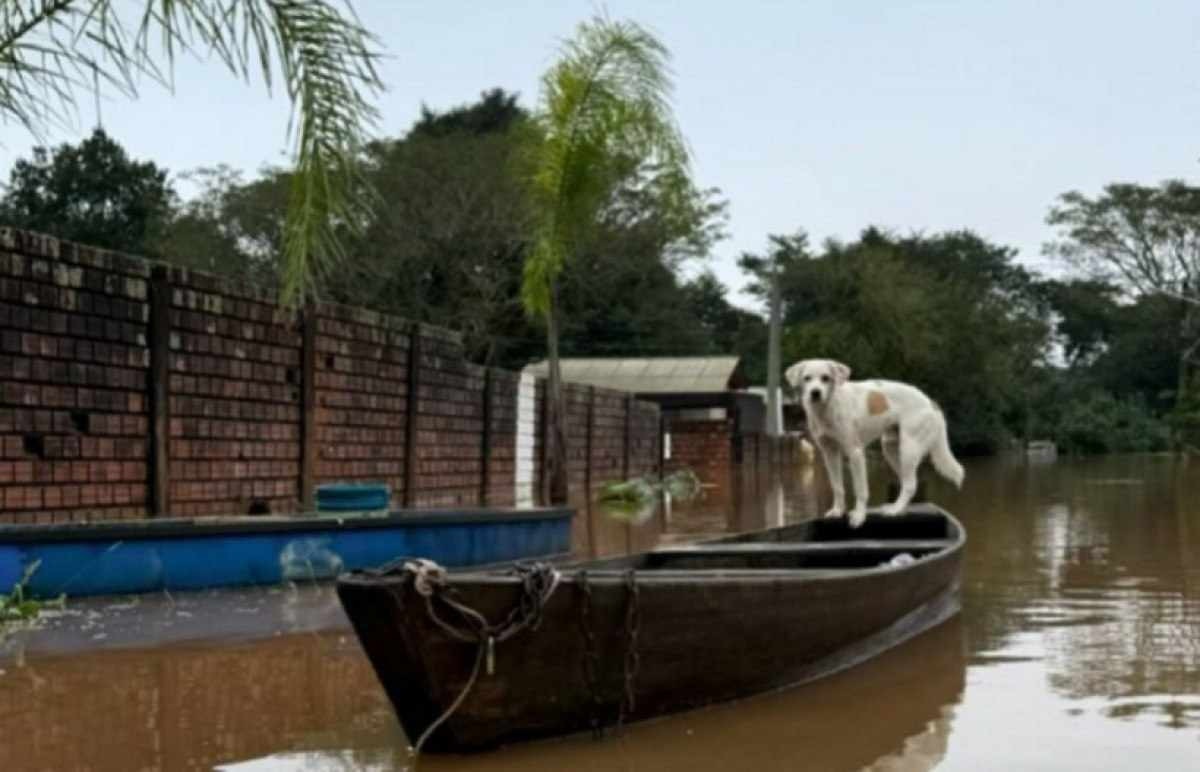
[0,231,150,523]
[312,305,408,503]
[0,228,662,523]
[484,369,519,506]
[666,418,734,487]
[168,267,302,516]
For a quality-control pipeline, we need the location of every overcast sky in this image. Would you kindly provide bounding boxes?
[2,1,1199,309]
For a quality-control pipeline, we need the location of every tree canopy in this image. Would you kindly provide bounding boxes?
[0,128,173,256]
[1047,181,1200,445]
[0,32,1189,457]
[740,228,1050,453]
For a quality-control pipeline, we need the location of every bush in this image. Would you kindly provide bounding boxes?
[1053,392,1171,454]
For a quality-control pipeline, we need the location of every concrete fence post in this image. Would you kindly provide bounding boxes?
[403,324,423,507]
[479,368,493,506]
[298,305,318,511]
[147,265,171,517]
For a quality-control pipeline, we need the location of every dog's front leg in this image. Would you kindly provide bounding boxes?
[817,438,845,518]
[846,448,869,528]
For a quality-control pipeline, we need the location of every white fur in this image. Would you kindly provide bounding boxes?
[785,358,964,528]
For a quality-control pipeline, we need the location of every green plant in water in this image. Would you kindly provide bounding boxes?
[596,469,702,522]
[1,560,65,630]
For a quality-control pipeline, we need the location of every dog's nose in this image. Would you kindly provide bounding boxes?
[809,389,822,402]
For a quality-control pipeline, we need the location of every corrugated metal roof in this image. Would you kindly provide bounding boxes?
[522,356,743,394]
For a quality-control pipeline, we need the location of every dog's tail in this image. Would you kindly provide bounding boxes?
[930,410,965,489]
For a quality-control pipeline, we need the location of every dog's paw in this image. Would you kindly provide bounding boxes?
[823,507,844,519]
[881,503,905,517]
[847,508,867,528]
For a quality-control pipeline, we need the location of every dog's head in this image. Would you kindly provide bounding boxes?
[785,359,852,409]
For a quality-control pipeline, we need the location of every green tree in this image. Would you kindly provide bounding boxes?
[1046,181,1200,442]
[157,164,288,282]
[1042,278,1123,367]
[1,0,381,305]
[0,128,174,255]
[156,88,726,373]
[681,272,767,381]
[521,16,696,503]
[739,232,811,402]
[331,109,533,364]
[749,228,1050,453]
[410,88,525,139]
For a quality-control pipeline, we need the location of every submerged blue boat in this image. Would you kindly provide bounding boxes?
[0,507,573,599]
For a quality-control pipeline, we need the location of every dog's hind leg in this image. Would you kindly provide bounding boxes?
[881,429,902,479]
[881,415,933,516]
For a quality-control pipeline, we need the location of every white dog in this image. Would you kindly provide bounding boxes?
[785,358,964,528]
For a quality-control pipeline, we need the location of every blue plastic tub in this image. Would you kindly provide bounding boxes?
[315,483,391,514]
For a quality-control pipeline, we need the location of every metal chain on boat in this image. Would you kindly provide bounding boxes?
[396,558,561,756]
[577,569,604,738]
[407,558,560,647]
[618,568,641,731]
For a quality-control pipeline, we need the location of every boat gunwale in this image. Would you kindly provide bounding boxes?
[337,506,967,587]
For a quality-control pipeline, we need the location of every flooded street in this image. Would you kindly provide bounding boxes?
[3,454,1200,771]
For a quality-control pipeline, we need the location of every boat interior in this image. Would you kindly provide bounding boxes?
[554,511,963,573]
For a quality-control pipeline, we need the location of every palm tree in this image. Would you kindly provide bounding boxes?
[0,0,381,305]
[522,16,691,504]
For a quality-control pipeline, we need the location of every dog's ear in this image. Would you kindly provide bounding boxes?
[784,361,806,388]
[831,361,852,384]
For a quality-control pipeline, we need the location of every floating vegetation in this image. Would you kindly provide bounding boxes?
[1,561,66,638]
[596,469,703,522]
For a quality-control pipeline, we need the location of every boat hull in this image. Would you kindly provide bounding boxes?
[336,506,965,752]
[0,507,572,598]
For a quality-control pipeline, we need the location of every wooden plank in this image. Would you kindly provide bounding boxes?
[336,515,965,752]
[147,265,171,517]
[479,368,493,505]
[404,325,423,507]
[299,306,318,511]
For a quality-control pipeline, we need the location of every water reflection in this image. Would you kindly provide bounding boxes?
[0,631,391,772]
[3,454,1200,770]
[940,455,1200,721]
[413,618,966,772]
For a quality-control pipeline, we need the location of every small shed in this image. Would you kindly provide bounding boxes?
[522,356,767,484]
[746,386,807,434]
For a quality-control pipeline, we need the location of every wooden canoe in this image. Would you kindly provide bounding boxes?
[335,503,966,753]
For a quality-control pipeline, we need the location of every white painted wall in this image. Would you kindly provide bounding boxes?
[514,373,537,507]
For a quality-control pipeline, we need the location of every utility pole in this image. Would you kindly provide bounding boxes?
[766,254,783,437]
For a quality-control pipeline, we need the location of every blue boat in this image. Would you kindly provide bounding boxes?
[0,507,573,599]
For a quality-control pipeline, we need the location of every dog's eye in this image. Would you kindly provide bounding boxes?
[803,375,812,382]
[821,375,831,383]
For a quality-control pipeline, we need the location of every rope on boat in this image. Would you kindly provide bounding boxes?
[400,558,561,755]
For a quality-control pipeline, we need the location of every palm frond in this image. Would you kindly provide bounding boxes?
[521,15,689,317]
[0,0,382,305]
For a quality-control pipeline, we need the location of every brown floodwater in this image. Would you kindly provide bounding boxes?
[3,453,1200,771]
